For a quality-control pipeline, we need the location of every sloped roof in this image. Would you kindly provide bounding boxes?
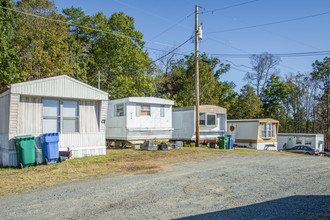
[5,75,108,100]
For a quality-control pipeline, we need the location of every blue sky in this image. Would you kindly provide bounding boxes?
[55,0,330,92]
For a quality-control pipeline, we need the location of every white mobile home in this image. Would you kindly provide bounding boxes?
[172,105,227,144]
[227,118,279,150]
[277,133,324,152]
[106,97,174,144]
[0,75,108,167]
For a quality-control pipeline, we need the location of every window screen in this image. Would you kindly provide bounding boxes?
[62,100,79,133]
[42,99,79,133]
[42,99,60,133]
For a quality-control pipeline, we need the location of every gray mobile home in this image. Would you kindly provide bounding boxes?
[0,75,108,166]
[172,105,227,144]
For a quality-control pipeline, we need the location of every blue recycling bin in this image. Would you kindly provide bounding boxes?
[226,135,234,150]
[41,133,60,164]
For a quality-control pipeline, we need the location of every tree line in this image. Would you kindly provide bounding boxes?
[0,0,328,147]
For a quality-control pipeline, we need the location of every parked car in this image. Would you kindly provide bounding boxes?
[286,145,319,155]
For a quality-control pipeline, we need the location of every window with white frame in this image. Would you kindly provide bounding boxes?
[42,99,79,133]
[296,137,302,144]
[200,113,216,126]
[261,123,274,138]
[42,99,60,133]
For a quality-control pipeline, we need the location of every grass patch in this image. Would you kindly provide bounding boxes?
[0,147,288,196]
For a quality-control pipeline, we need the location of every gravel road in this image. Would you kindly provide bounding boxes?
[1,154,329,219]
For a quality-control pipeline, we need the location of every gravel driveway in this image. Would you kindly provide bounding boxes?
[1,154,329,219]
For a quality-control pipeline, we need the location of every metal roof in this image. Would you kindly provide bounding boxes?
[3,75,108,100]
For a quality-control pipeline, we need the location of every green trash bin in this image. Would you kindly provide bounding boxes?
[218,136,229,149]
[14,135,37,168]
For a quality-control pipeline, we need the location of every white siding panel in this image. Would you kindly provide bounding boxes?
[70,146,106,158]
[19,96,42,134]
[59,133,105,148]
[9,94,20,134]
[0,93,10,134]
[100,100,108,133]
[59,133,106,158]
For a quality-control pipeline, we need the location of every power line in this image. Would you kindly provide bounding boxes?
[0,5,187,50]
[222,59,253,70]
[201,0,260,14]
[114,0,195,41]
[206,11,330,34]
[151,11,194,40]
[206,50,330,58]
[148,36,194,66]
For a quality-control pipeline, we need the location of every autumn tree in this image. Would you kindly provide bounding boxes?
[245,52,281,97]
[15,0,72,80]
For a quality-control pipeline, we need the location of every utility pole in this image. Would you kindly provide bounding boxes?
[195,5,200,147]
[98,70,100,89]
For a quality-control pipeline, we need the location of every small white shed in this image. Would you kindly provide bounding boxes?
[0,75,108,167]
[106,97,174,144]
[227,118,279,150]
[172,105,227,143]
[277,133,324,152]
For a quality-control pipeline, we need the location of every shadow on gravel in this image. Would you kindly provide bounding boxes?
[175,195,330,220]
